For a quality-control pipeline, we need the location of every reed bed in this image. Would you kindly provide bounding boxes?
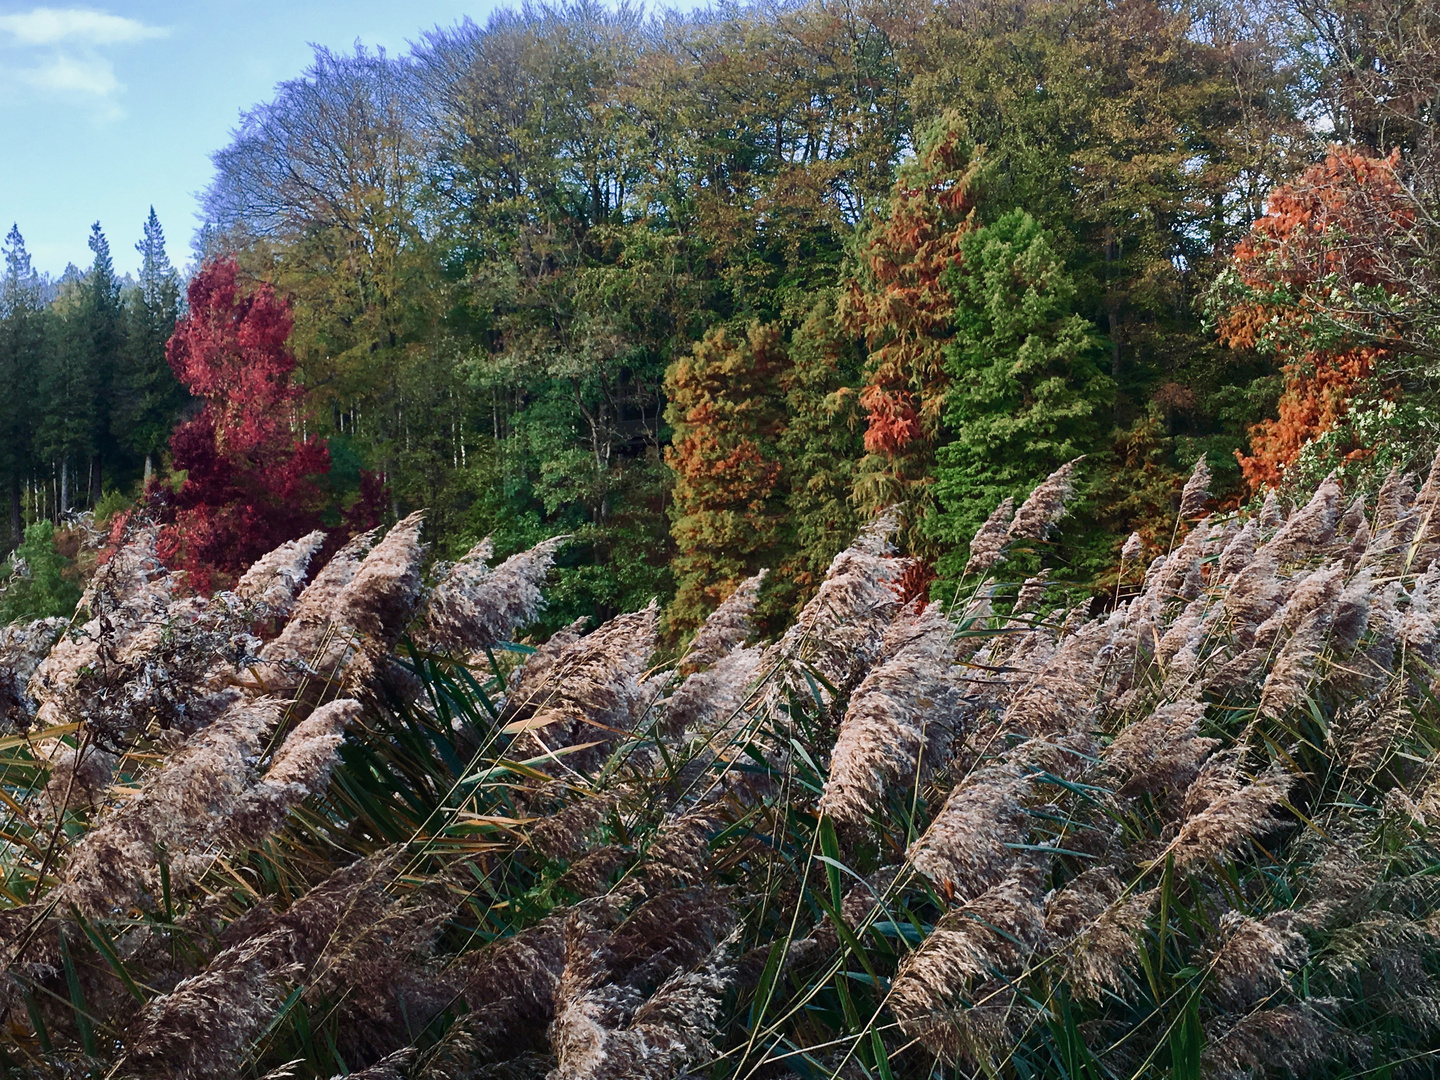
[1,459,1439,1078]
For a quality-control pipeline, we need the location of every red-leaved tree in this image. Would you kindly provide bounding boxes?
[155,260,331,588]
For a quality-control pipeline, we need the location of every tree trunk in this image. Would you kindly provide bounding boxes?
[60,460,69,517]
[144,454,154,485]
[91,453,103,504]
[9,474,20,551]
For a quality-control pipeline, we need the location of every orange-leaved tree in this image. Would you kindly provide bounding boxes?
[840,112,986,554]
[664,322,787,634]
[1217,147,1413,489]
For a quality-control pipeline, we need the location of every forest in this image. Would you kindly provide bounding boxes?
[0,0,1428,634]
[0,0,1438,1075]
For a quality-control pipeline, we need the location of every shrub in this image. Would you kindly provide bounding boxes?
[0,519,80,623]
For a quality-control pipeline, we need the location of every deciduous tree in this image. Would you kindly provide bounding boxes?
[664,322,786,634]
[1217,147,1414,488]
[156,259,330,588]
[841,113,986,551]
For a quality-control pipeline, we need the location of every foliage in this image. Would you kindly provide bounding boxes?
[115,208,186,470]
[931,209,1113,587]
[840,112,986,550]
[1213,147,1422,490]
[664,322,787,635]
[769,295,866,624]
[155,260,331,588]
[0,519,79,623]
[2,0,1438,627]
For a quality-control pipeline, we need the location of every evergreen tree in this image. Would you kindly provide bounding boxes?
[931,210,1112,583]
[0,226,44,546]
[0,519,79,622]
[82,222,124,501]
[39,271,98,515]
[118,208,185,480]
[664,323,787,635]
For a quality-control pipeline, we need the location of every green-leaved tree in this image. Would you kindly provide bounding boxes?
[932,209,1112,583]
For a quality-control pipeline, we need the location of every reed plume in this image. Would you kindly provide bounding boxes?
[1172,760,1294,868]
[1105,696,1218,796]
[908,765,1031,900]
[1204,910,1308,1009]
[258,526,380,677]
[681,569,766,675]
[57,695,284,916]
[1120,531,1144,568]
[233,529,326,615]
[1178,454,1212,519]
[1043,870,1152,1002]
[820,602,961,824]
[1006,459,1081,543]
[6,467,1440,1077]
[763,512,904,705]
[502,601,659,768]
[965,497,1014,575]
[424,534,567,654]
[891,871,1046,1061]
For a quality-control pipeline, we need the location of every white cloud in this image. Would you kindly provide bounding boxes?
[0,7,165,46]
[0,7,166,111]
[19,51,117,95]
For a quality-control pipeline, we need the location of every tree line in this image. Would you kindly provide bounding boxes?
[3,0,1435,636]
[0,213,184,532]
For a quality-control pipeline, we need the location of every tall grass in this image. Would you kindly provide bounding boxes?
[2,458,1439,1078]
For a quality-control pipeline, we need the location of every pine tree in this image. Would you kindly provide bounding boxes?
[83,222,124,502]
[38,270,93,516]
[117,208,185,481]
[0,226,45,546]
[663,323,787,635]
[39,224,123,512]
[931,210,1113,584]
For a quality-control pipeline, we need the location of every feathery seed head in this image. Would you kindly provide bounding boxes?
[234,530,326,616]
[1007,460,1082,544]
[681,569,766,676]
[966,497,1015,575]
[425,534,566,654]
[1179,454,1212,519]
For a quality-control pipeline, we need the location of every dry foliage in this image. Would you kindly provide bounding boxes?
[3,460,1440,1077]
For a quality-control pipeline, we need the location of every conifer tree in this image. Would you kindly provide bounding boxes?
[664,323,787,635]
[0,226,44,545]
[931,210,1112,583]
[39,225,123,511]
[117,208,185,481]
[841,113,987,554]
[38,271,94,516]
[771,297,865,619]
[81,223,124,501]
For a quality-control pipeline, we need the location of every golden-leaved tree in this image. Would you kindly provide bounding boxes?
[663,323,787,635]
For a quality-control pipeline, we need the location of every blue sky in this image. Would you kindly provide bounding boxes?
[0,2,492,278]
